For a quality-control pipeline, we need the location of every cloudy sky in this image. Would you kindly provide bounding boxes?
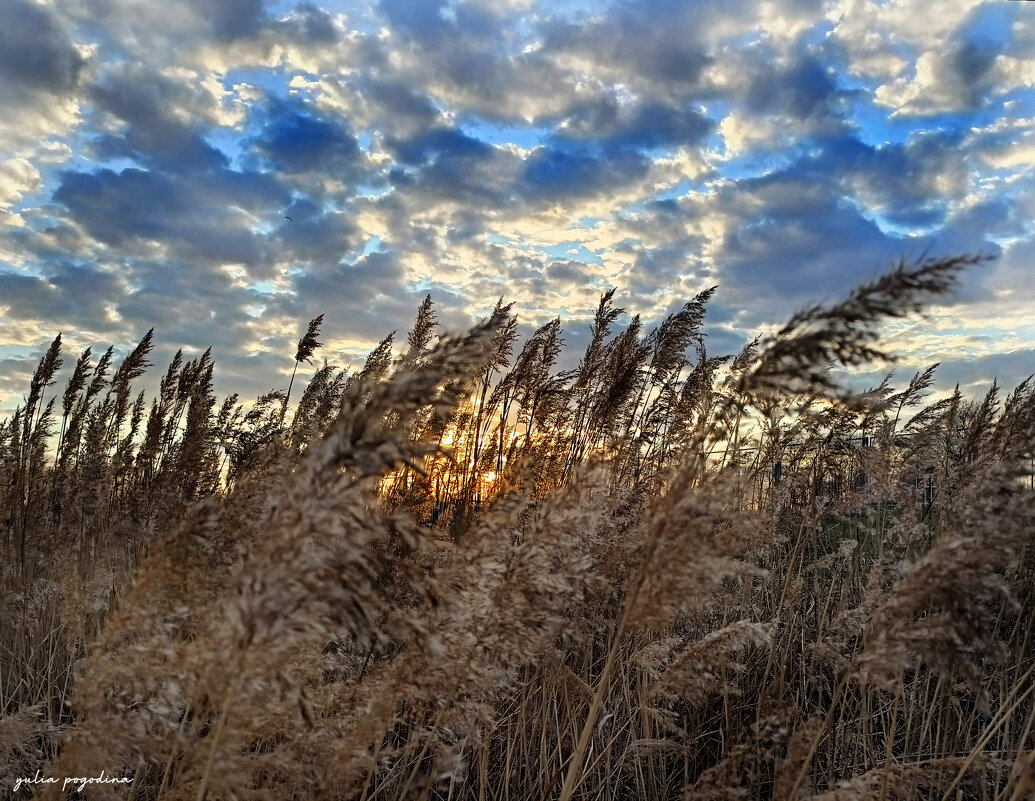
[1,0,1033,410]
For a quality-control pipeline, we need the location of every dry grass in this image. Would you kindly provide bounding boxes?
[1,254,1033,800]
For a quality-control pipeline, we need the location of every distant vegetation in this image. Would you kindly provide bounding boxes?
[2,253,1034,800]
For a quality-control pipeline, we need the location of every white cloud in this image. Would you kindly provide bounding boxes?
[0,0,1031,417]
[718,112,784,158]
[0,158,42,212]
[828,0,985,83]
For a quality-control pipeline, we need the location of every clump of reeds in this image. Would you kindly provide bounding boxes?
[0,254,1032,800]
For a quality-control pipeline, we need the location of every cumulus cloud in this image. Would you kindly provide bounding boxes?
[0,0,1031,413]
[0,0,85,156]
[0,0,85,95]
[0,159,42,212]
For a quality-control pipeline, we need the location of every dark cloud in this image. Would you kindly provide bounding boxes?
[541,0,713,88]
[556,96,713,151]
[390,127,491,167]
[0,357,36,407]
[745,54,845,123]
[0,263,127,343]
[934,349,1035,393]
[53,165,288,271]
[357,78,440,126]
[54,169,189,247]
[110,258,262,349]
[86,63,235,172]
[286,250,436,341]
[521,145,651,201]
[277,198,359,263]
[377,0,519,51]
[377,0,455,44]
[380,129,517,207]
[271,3,339,44]
[253,102,362,175]
[947,3,1013,110]
[685,120,1015,326]
[953,41,997,99]
[374,0,525,103]
[720,197,906,307]
[674,159,921,326]
[66,0,270,55]
[546,260,593,286]
[0,0,84,95]
[186,0,268,40]
[728,130,968,230]
[624,240,706,299]
[293,249,403,299]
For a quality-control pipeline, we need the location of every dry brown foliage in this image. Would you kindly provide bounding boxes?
[1,254,1033,800]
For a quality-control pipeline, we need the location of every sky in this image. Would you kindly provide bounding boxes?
[0,0,1033,411]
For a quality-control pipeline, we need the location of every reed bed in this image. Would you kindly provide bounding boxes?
[1,253,1033,800]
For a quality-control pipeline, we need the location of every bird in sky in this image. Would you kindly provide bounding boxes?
[285,216,293,221]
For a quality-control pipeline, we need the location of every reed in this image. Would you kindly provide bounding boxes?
[1,254,1032,800]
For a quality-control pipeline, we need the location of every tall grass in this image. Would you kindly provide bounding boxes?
[1,253,1033,800]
